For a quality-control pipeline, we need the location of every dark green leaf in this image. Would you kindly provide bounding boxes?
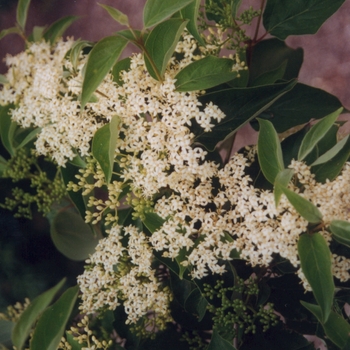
[16,0,30,31]
[298,233,334,323]
[180,0,205,46]
[257,118,284,184]
[69,40,92,71]
[50,210,99,261]
[301,301,350,349]
[252,60,287,86]
[311,135,349,166]
[30,285,79,350]
[263,0,346,40]
[0,104,17,156]
[142,212,166,233]
[184,287,208,321]
[143,0,194,28]
[330,220,350,248]
[207,329,236,350]
[98,3,129,25]
[274,168,294,206]
[16,128,40,149]
[43,16,79,44]
[81,36,127,109]
[227,50,249,88]
[145,18,188,80]
[12,278,66,350]
[112,57,131,85]
[92,115,120,183]
[281,187,322,224]
[0,320,14,348]
[0,27,21,40]
[298,107,343,161]
[252,83,342,133]
[249,38,303,84]
[175,55,239,92]
[194,80,296,151]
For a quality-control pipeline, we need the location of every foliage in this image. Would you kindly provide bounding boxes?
[0,0,349,349]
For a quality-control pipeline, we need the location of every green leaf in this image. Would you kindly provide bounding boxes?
[0,74,9,84]
[175,55,239,92]
[330,220,350,248]
[298,107,343,161]
[252,60,287,86]
[0,320,14,348]
[31,25,46,42]
[184,288,208,321]
[311,135,349,166]
[274,168,294,206]
[249,38,303,84]
[0,26,21,40]
[207,329,236,350]
[12,278,66,350]
[195,80,296,150]
[16,128,40,149]
[257,118,284,184]
[112,57,131,86]
[30,285,79,350]
[253,84,342,133]
[81,36,127,109]
[301,301,350,349]
[16,0,30,31]
[0,104,16,156]
[281,187,323,224]
[98,3,129,25]
[43,16,79,44]
[92,115,120,183]
[231,0,243,17]
[50,210,99,261]
[298,233,334,323]
[263,0,346,40]
[69,40,92,71]
[180,0,205,46]
[143,0,194,28]
[142,212,166,233]
[144,18,188,80]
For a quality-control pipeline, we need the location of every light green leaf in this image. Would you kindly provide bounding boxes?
[30,285,79,350]
[0,27,21,40]
[175,55,239,92]
[43,16,79,44]
[50,210,99,261]
[180,0,205,46]
[263,0,346,40]
[298,233,334,323]
[92,115,120,183]
[281,187,322,224]
[207,329,237,350]
[301,301,350,349]
[31,26,46,42]
[12,278,66,350]
[0,104,17,156]
[274,168,294,206]
[16,0,30,31]
[257,118,284,184]
[0,74,9,85]
[69,40,92,71]
[311,135,349,166]
[298,107,343,161]
[330,220,350,248]
[143,0,194,28]
[81,36,127,110]
[112,57,131,86]
[98,3,129,26]
[144,18,188,80]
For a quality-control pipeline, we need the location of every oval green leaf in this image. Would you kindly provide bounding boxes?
[281,187,323,224]
[298,233,334,323]
[330,220,350,248]
[12,278,66,350]
[257,118,284,184]
[16,0,30,31]
[207,329,237,350]
[112,57,131,86]
[98,3,129,26]
[144,18,188,81]
[69,40,92,71]
[274,168,294,206]
[81,36,127,109]
[143,0,194,28]
[92,115,120,183]
[263,0,346,40]
[43,16,79,44]
[0,27,21,40]
[298,107,343,161]
[0,104,17,156]
[30,285,79,350]
[50,210,99,261]
[175,55,239,92]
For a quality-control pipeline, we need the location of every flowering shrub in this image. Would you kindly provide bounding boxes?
[0,0,350,349]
